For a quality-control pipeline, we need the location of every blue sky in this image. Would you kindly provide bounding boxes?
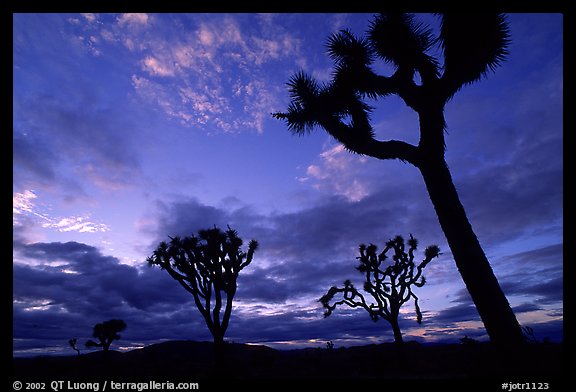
[13,13,563,356]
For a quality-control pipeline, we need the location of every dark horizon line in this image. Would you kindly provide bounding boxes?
[13,334,564,359]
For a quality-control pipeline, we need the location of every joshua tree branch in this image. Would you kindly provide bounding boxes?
[314,113,420,164]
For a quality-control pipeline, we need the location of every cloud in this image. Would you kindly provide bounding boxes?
[513,303,542,314]
[13,190,110,236]
[13,190,39,216]
[485,244,563,311]
[434,302,481,324]
[502,275,563,306]
[13,89,143,196]
[13,192,564,356]
[144,194,454,324]
[13,239,204,354]
[60,13,306,134]
[235,272,291,304]
[151,192,562,339]
[149,189,444,267]
[453,152,562,247]
[300,144,370,202]
[117,13,150,28]
[81,13,97,23]
[13,237,343,355]
[41,216,110,233]
[141,56,175,77]
[13,190,452,353]
[13,134,58,185]
[227,306,388,345]
[496,244,563,272]
[14,16,146,195]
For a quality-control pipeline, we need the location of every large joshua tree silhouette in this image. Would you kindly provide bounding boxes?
[147,226,258,357]
[273,13,524,345]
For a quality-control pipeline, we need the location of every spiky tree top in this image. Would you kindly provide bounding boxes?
[273,13,510,164]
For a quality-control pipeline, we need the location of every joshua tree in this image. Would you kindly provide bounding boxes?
[68,338,80,356]
[320,234,439,344]
[274,13,524,345]
[147,226,258,357]
[85,319,127,354]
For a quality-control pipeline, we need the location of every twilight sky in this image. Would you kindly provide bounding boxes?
[13,13,563,356]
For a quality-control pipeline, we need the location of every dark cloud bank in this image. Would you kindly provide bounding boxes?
[13,187,562,356]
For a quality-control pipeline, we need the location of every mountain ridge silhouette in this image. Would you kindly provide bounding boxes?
[13,339,562,380]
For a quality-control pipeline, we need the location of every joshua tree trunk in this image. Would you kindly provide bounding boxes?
[389,316,404,344]
[213,331,225,347]
[212,329,225,365]
[408,105,525,346]
[417,154,524,346]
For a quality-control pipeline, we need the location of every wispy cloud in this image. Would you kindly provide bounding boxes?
[41,216,109,233]
[13,73,143,195]
[141,56,175,77]
[13,190,39,216]
[13,191,109,235]
[65,13,305,134]
[81,13,97,23]
[300,144,370,202]
[117,13,150,28]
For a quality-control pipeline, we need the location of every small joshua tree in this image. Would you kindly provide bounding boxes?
[85,319,127,354]
[68,338,80,356]
[320,234,440,344]
[147,226,258,359]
